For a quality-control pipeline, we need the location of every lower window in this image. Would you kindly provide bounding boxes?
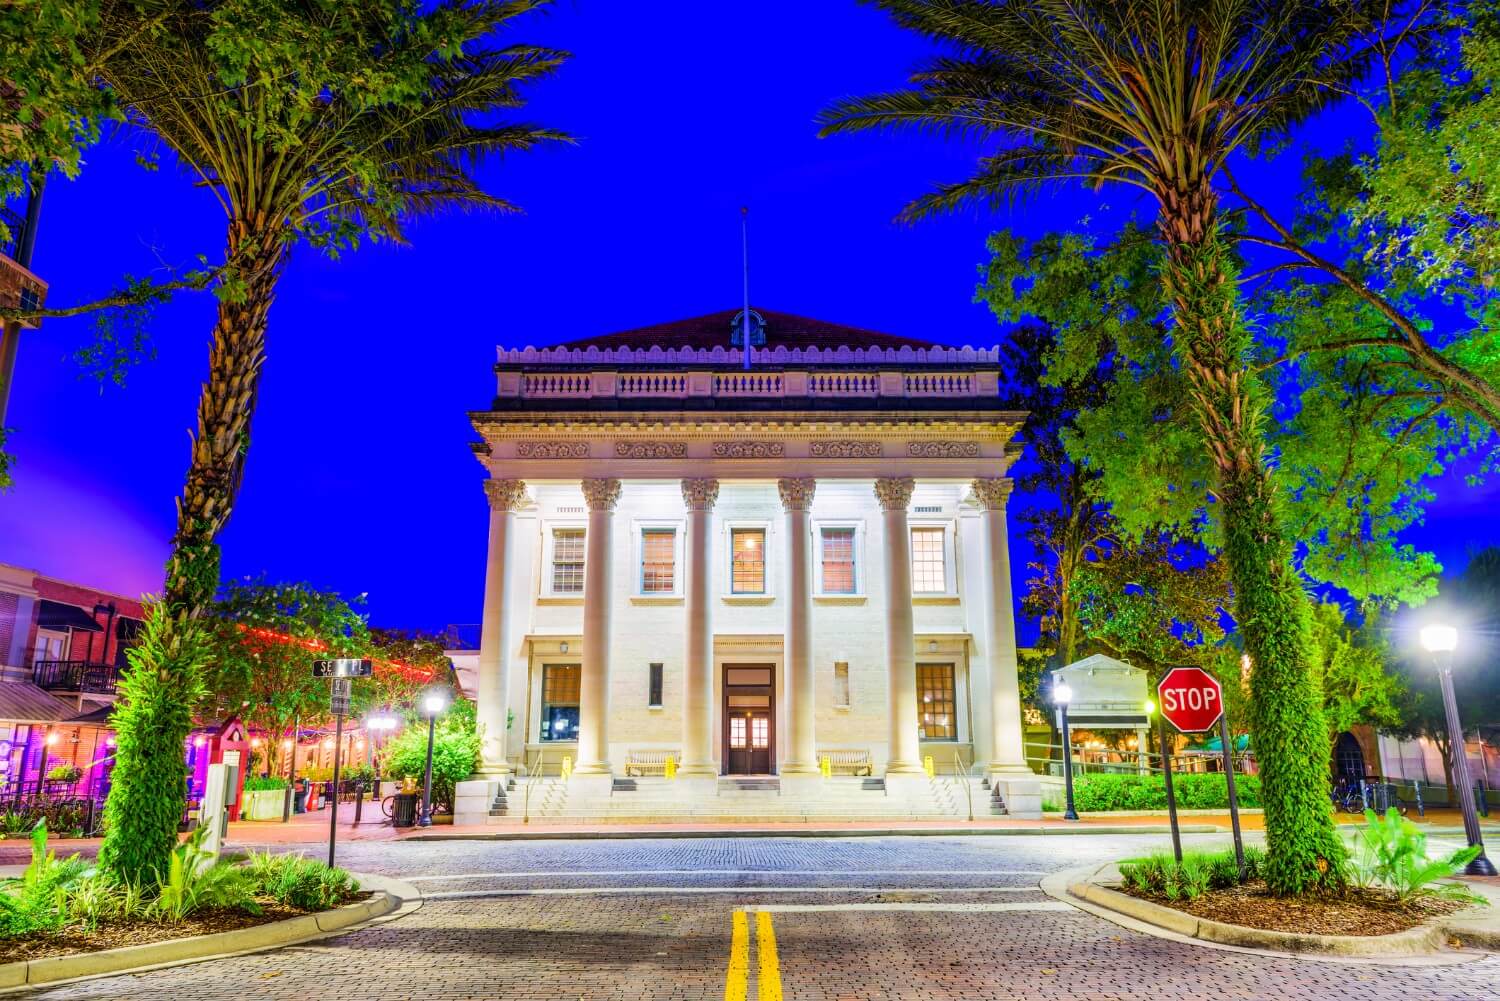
[541,664,581,741]
[917,663,956,740]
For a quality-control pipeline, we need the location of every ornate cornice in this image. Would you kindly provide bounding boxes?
[615,441,687,459]
[681,478,720,511]
[809,440,882,458]
[712,441,785,459]
[874,476,916,511]
[777,478,817,512]
[581,478,622,512]
[516,441,589,459]
[483,478,529,512]
[908,441,980,458]
[970,477,1015,510]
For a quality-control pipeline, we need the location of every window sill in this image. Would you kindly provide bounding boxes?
[913,594,960,606]
[537,595,584,606]
[630,595,684,606]
[814,594,867,605]
[647,705,664,712]
[833,704,851,712]
[721,594,775,605]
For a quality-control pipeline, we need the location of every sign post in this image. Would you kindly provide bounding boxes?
[1158,666,1240,871]
[313,660,368,869]
[1156,713,1183,864]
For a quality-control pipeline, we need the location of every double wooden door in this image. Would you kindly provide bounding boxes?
[723,664,775,774]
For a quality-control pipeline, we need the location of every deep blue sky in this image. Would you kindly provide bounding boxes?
[2,2,1496,634]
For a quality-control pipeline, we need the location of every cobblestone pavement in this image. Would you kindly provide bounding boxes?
[20,833,1500,1000]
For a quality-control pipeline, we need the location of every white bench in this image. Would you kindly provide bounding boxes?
[820,749,874,776]
[624,750,678,777]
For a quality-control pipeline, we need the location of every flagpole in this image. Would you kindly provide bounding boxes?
[741,206,751,371]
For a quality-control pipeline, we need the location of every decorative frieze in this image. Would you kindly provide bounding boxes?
[515,441,589,459]
[483,478,529,512]
[681,478,721,511]
[581,478,622,512]
[874,476,916,511]
[712,441,785,459]
[970,477,1015,510]
[809,440,882,459]
[777,478,817,512]
[908,441,980,458]
[615,441,687,459]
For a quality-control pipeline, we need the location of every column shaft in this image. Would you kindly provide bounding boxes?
[680,479,719,776]
[877,477,921,774]
[779,478,817,774]
[975,478,1029,774]
[575,478,621,775]
[476,479,527,775]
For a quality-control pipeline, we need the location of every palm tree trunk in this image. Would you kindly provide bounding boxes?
[99,219,285,884]
[1159,196,1345,895]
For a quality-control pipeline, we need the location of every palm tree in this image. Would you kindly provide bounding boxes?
[819,0,1415,894]
[88,0,568,882]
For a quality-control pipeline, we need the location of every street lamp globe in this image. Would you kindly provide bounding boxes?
[1143,698,1156,716]
[422,692,449,718]
[1053,682,1073,706]
[1420,624,1458,654]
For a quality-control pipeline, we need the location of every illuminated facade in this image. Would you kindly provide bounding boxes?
[458,309,1041,821]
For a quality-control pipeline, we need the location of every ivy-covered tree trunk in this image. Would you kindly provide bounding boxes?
[1159,193,1345,896]
[100,219,285,883]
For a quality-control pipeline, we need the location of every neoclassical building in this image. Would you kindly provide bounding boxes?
[456,308,1041,822]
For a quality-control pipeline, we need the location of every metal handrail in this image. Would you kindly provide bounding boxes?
[521,748,543,824]
[952,747,975,821]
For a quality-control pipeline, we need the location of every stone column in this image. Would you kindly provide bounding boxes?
[876,476,922,774]
[476,478,527,775]
[778,478,818,774]
[575,477,621,775]
[679,478,720,776]
[973,477,1030,775]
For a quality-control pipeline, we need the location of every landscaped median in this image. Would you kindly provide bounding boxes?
[1054,810,1500,958]
[0,824,417,991]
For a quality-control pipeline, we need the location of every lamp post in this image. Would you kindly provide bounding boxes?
[418,690,449,828]
[367,712,398,805]
[1053,678,1079,821]
[1420,624,1496,876]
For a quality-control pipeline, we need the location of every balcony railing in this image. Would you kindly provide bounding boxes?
[32,660,120,695]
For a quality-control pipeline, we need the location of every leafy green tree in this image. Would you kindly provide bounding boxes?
[821,0,1439,892]
[201,580,370,777]
[92,0,568,884]
[1309,603,1406,742]
[382,697,479,812]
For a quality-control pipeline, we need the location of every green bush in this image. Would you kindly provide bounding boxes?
[1119,846,1265,901]
[45,765,83,784]
[1071,773,1261,812]
[244,852,360,910]
[60,874,151,930]
[0,823,89,936]
[382,700,479,812]
[1350,809,1484,903]
[151,826,260,923]
[243,775,288,792]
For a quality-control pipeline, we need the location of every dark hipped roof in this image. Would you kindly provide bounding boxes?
[550,308,942,352]
[0,683,83,724]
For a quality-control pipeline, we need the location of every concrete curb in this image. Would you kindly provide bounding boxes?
[0,871,421,993]
[1043,863,1498,961]
[406,823,1222,842]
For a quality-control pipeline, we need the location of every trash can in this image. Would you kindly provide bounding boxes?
[392,792,420,828]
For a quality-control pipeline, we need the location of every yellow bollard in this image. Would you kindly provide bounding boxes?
[923,755,935,778]
[561,755,572,780]
[820,754,831,778]
[665,755,677,779]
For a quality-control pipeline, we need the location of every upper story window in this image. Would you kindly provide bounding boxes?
[820,527,857,595]
[911,526,947,593]
[731,528,766,594]
[551,528,586,594]
[640,528,677,593]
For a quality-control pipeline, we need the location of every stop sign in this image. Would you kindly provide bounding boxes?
[1157,667,1224,733]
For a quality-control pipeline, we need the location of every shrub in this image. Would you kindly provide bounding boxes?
[244,852,360,910]
[45,765,83,785]
[1351,809,1484,903]
[244,775,288,792]
[151,825,260,922]
[1119,846,1265,901]
[0,823,89,936]
[382,701,480,812]
[1071,773,1261,812]
[60,874,151,930]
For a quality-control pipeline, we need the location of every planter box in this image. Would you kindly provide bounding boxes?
[241,788,287,821]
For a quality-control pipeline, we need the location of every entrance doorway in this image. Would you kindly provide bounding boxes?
[723,665,775,774]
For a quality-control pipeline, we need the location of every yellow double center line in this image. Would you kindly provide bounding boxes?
[723,910,782,1001]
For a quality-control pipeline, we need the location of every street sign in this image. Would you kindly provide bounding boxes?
[1157,666,1224,733]
[312,658,373,679]
[330,678,352,717]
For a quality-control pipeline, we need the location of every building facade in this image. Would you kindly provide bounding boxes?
[459,309,1043,821]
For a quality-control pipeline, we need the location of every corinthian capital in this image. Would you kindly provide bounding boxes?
[581,478,622,512]
[483,478,529,512]
[873,476,916,511]
[969,477,1014,511]
[681,478,720,511]
[777,477,817,513]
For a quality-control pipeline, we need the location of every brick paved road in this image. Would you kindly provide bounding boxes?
[21,834,1500,1000]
